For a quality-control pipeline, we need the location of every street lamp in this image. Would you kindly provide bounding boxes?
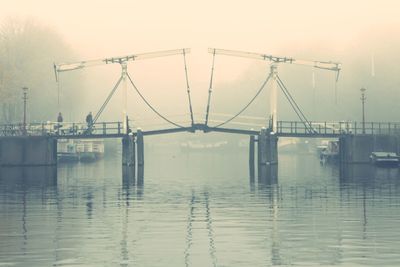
[22,87,28,135]
[360,87,366,134]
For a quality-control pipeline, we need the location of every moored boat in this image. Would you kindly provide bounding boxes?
[320,140,339,162]
[76,139,104,162]
[370,152,400,166]
[57,140,79,162]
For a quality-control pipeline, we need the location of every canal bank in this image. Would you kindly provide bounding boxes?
[0,136,57,166]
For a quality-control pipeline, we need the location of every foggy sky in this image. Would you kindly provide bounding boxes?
[2,0,400,126]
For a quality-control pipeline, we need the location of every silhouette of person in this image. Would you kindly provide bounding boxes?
[86,112,93,127]
[56,112,63,134]
[57,112,63,123]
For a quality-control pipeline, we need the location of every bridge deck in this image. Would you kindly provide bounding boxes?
[1,121,400,139]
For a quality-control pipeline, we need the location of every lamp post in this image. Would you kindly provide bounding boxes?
[360,87,366,134]
[22,87,28,135]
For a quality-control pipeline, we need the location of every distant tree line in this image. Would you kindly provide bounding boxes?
[0,18,82,124]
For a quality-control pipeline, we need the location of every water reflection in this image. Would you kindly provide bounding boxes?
[2,152,400,266]
[258,165,278,186]
[122,166,135,188]
[0,166,57,263]
[184,190,217,267]
[340,163,400,187]
[0,166,57,187]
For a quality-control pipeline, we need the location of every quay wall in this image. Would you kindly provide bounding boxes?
[339,134,399,164]
[0,136,57,166]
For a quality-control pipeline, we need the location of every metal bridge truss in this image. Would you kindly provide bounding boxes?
[11,48,351,139]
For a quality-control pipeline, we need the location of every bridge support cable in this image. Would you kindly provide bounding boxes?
[212,72,272,128]
[93,76,124,124]
[276,75,316,134]
[126,72,185,128]
[183,50,195,126]
[204,50,216,126]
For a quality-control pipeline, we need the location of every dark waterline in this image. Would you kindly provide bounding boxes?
[1,149,400,266]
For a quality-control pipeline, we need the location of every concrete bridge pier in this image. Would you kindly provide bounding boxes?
[339,134,399,164]
[257,128,278,182]
[0,136,57,166]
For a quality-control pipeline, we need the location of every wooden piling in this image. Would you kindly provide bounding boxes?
[122,135,135,168]
[257,128,278,183]
[136,129,144,182]
[258,129,267,182]
[249,135,255,182]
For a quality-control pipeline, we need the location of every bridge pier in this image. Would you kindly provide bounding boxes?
[339,134,399,164]
[136,129,144,183]
[122,135,135,167]
[121,130,145,184]
[249,135,255,182]
[257,128,278,182]
[0,136,57,166]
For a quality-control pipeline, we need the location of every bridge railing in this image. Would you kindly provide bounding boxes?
[0,121,125,137]
[277,121,400,136]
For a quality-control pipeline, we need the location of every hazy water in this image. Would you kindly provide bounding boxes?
[1,145,400,266]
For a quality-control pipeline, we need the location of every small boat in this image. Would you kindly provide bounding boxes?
[320,140,339,162]
[369,152,400,166]
[76,139,104,162]
[58,141,79,162]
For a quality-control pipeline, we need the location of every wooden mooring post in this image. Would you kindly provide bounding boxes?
[136,129,144,183]
[249,135,255,182]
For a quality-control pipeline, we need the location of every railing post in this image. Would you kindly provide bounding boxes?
[389,123,391,135]
[378,122,381,134]
[324,122,327,134]
[103,122,106,135]
[354,122,357,135]
[371,122,374,135]
[295,122,297,134]
[290,122,293,133]
[118,122,121,134]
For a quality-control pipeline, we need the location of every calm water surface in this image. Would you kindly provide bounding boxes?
[1,144,400,266]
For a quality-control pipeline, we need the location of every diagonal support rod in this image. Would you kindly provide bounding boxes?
[276,75,316,134]
[204,50,216,126]
[183,50,195,126]
[93,75,124,124]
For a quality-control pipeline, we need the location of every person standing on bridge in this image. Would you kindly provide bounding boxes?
[86,112,93,127]
[86,112,93,134]
[57,112,63,135]
[57,112,63,123]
